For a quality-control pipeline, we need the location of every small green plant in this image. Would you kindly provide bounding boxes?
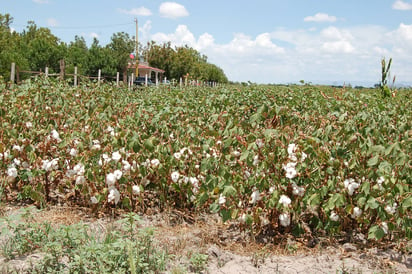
[380,57,396,97]
[189,252,209,273]
[0,211,168,273]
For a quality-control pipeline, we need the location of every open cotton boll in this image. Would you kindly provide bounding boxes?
[279,195,291,207]
[132,185,141,195]
[108,187,120,204]
[279,213,290,227]
[106,173,117,187]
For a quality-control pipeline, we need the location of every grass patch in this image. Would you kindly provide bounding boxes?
[0,209,168,273]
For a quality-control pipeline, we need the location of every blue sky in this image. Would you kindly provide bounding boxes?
[3,0,412,85]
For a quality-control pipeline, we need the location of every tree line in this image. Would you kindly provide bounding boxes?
[0,13,228,83]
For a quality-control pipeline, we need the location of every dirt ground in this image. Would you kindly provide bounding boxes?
[1,204,411,273]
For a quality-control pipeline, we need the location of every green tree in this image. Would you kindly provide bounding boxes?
[0,13,28,80]
[20,21,65,72]
[106,32,134,81]
[66,35,89,75]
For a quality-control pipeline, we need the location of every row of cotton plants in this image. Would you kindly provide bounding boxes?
[0,77,410,241]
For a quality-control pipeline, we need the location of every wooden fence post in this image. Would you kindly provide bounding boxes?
[10,63,15,86]
[98,69,101,85]
[74,66,78,86]
[180,77,183,88]
[45,67,49,78]
[116,72,120,87]
[59,59,65,81]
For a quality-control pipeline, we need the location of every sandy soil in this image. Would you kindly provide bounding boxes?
[0,204,411,273]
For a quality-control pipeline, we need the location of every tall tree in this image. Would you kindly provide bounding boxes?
[20,21,65,72]
[66,35,89,75]
[106,32,134,81]
[0,13,28,80]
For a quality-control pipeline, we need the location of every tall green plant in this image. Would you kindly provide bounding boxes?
[380,57,395,98]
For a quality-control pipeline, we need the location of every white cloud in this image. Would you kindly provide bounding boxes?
[146,23,411,85]
[159,2,189,19]
[322,41,354,53]
[392,0,412,10]
[47,18,59,27]
[90,32,99,39]
[304,13,337,23]
[33,0,49,4]
[118,7,152,16]
[140,20,153,42]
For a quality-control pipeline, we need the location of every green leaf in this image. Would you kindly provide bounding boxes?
[368,225,385,240]
[220,209,232,222]
[367,155,379,167]
[361,181,370,196]
[366,197,379,209]
[402,196,412,210]
[222,185,237,197]
[209,203,220,213]
[308,193,320,207]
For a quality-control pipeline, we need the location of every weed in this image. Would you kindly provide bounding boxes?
[0,210,168,273]
[189,252,209,273]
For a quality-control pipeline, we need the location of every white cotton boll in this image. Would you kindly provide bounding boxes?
[12,145,22,152]
[132,185,140,195]
[73,163,85,175]
[250,190,260,204]
[351,207,362,218]
[173,152,182,160]
[232,150,241,157]
[42,158,59,171]
[70,148,78,157]
[189,177,199,188]
[102,154,110,164]
[330,211,339,222]
[253,155,260,166]
[239,213,247,223]
[287,143,297,155]
[288,153,298,162]
[283,162,297,179]
[301,152,307,162]
[90,196,98,204]
[13,158,21,166]
[382,222,388,234]
[218,194,226,205]
[112,151,121,162]
[255,139,264,148]
[292,185,305,197]
[377,176,385,185]
[108,187,120,204]
[347,182,360,196]
[91,140,101,150]
[26,122,33,128]
[106,173,116,187]
[150,159,160,168]
[279,213,290,227]
[50,129,61,142]
[122,160,131,172]
[279,195,291,207]
[269,186,275,194]
[171,171,180,183]
[7,166,18,178]
[113,169,123,180]
[385,203,397,215]
[75,175,86,185]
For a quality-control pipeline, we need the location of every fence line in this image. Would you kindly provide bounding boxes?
[9,61,220,88]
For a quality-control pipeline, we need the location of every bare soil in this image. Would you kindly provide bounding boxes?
[1,204,411,273]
